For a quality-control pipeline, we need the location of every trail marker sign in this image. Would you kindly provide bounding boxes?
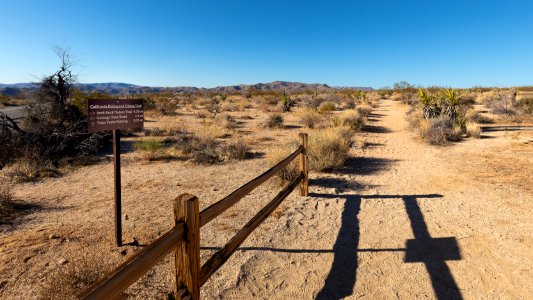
[88,99,144,247]
[88,99,144,133]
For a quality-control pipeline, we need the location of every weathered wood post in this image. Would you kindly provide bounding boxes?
[299,133,309,196]
[174,194,200,300]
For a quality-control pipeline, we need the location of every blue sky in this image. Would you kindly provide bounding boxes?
[1,0,532,88]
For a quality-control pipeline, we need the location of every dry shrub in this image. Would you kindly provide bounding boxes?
[198,123,226,140]
[309,126,353,171]
[417,118,462,146]
[299,109,322,129]
[0,182,16,220]
[157,101,178,116]
[318,101,336,113]
[265,113,284,129]
[466,122,481,138]
[466,110,492,124]
[357,103,373,117]
[516,98,533,114]
[222,139,250,160]
[144,127,166,136]
[133,138,176,161]
[2,159,61,183]
[216,114,238,130]
[267,146,299,183]
[39,255,115,300]
[341,110,366,131]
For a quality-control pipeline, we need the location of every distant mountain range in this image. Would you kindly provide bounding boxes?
[0,81,372,96]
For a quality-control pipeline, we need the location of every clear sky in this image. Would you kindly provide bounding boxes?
[1,0,532,88]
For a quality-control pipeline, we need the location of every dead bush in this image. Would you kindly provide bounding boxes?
[465,122,481,138]
[265,114,284,129]
[308,127,353,171]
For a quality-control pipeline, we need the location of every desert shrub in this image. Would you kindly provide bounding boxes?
[133,139,174,161]
[222,139,250,160]
[157,101,178,116]
[516,98,533,114]
[417,117,462,145]
[267,146,299,182]
[356,103,372,117]
[265,113,284,129]
[318,101,336,113]
[2,159,61,182]
[198,123,226,140]
[466,110,492,124]
[341,110,366,131]
[483,89,517,115]
[465,122,481,138]
[144,127,166,136]
[222,103,240,112]
[299,109,322,129]
[217,114,238,130]
[308,127,353,171]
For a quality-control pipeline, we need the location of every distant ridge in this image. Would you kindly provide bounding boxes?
[1,81,373,96]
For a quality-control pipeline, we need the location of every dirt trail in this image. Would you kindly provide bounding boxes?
[202,99,533,299]
[2,99,532,299]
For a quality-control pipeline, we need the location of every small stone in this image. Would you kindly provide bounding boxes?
[49,234,60,239]
[124,214,129,220]
[120,249,128,256]
[58,258,68,265]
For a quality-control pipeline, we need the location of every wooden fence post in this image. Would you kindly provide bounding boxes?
[299,133,309,196]
[174,194,200,300]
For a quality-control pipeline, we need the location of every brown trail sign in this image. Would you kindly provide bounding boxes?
[88,99,144,246]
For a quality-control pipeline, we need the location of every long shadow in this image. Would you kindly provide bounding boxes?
[309,193,462,300]
[316,195,361,299]
[363,124,392,134]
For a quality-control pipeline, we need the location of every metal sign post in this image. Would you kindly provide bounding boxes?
[88,99,144,246]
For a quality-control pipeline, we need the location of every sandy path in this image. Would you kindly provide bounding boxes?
[202,99,533,299]
[2,99,532,299]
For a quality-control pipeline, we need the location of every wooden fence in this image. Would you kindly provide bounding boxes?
[78,133,309,300]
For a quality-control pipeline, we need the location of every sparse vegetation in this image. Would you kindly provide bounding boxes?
[299,109,322,128]
[267,145,299,183]
[265,113,284,128]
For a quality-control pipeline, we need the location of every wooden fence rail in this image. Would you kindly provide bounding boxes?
[79,133,309,300]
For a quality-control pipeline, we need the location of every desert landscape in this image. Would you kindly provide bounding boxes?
[2,1,533,299]
[2,81,533,299]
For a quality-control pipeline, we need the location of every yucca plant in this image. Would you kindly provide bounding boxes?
[280,91,293,112]
[418,88,439,119]
[442,88,459,121]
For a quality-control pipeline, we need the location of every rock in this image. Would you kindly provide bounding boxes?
[58,258,68,265]
[49,234,60,239]
[120,249,128,256]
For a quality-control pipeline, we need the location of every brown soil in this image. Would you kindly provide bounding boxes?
[1,99,532,299]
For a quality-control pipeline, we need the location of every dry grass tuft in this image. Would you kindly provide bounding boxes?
[341,109,367,131]
[317,101,336,113]
[299,109,322,129]
[222,139,250,161]
[308,126,353,171]
[466,122,481,138]
[267,145,300,183]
